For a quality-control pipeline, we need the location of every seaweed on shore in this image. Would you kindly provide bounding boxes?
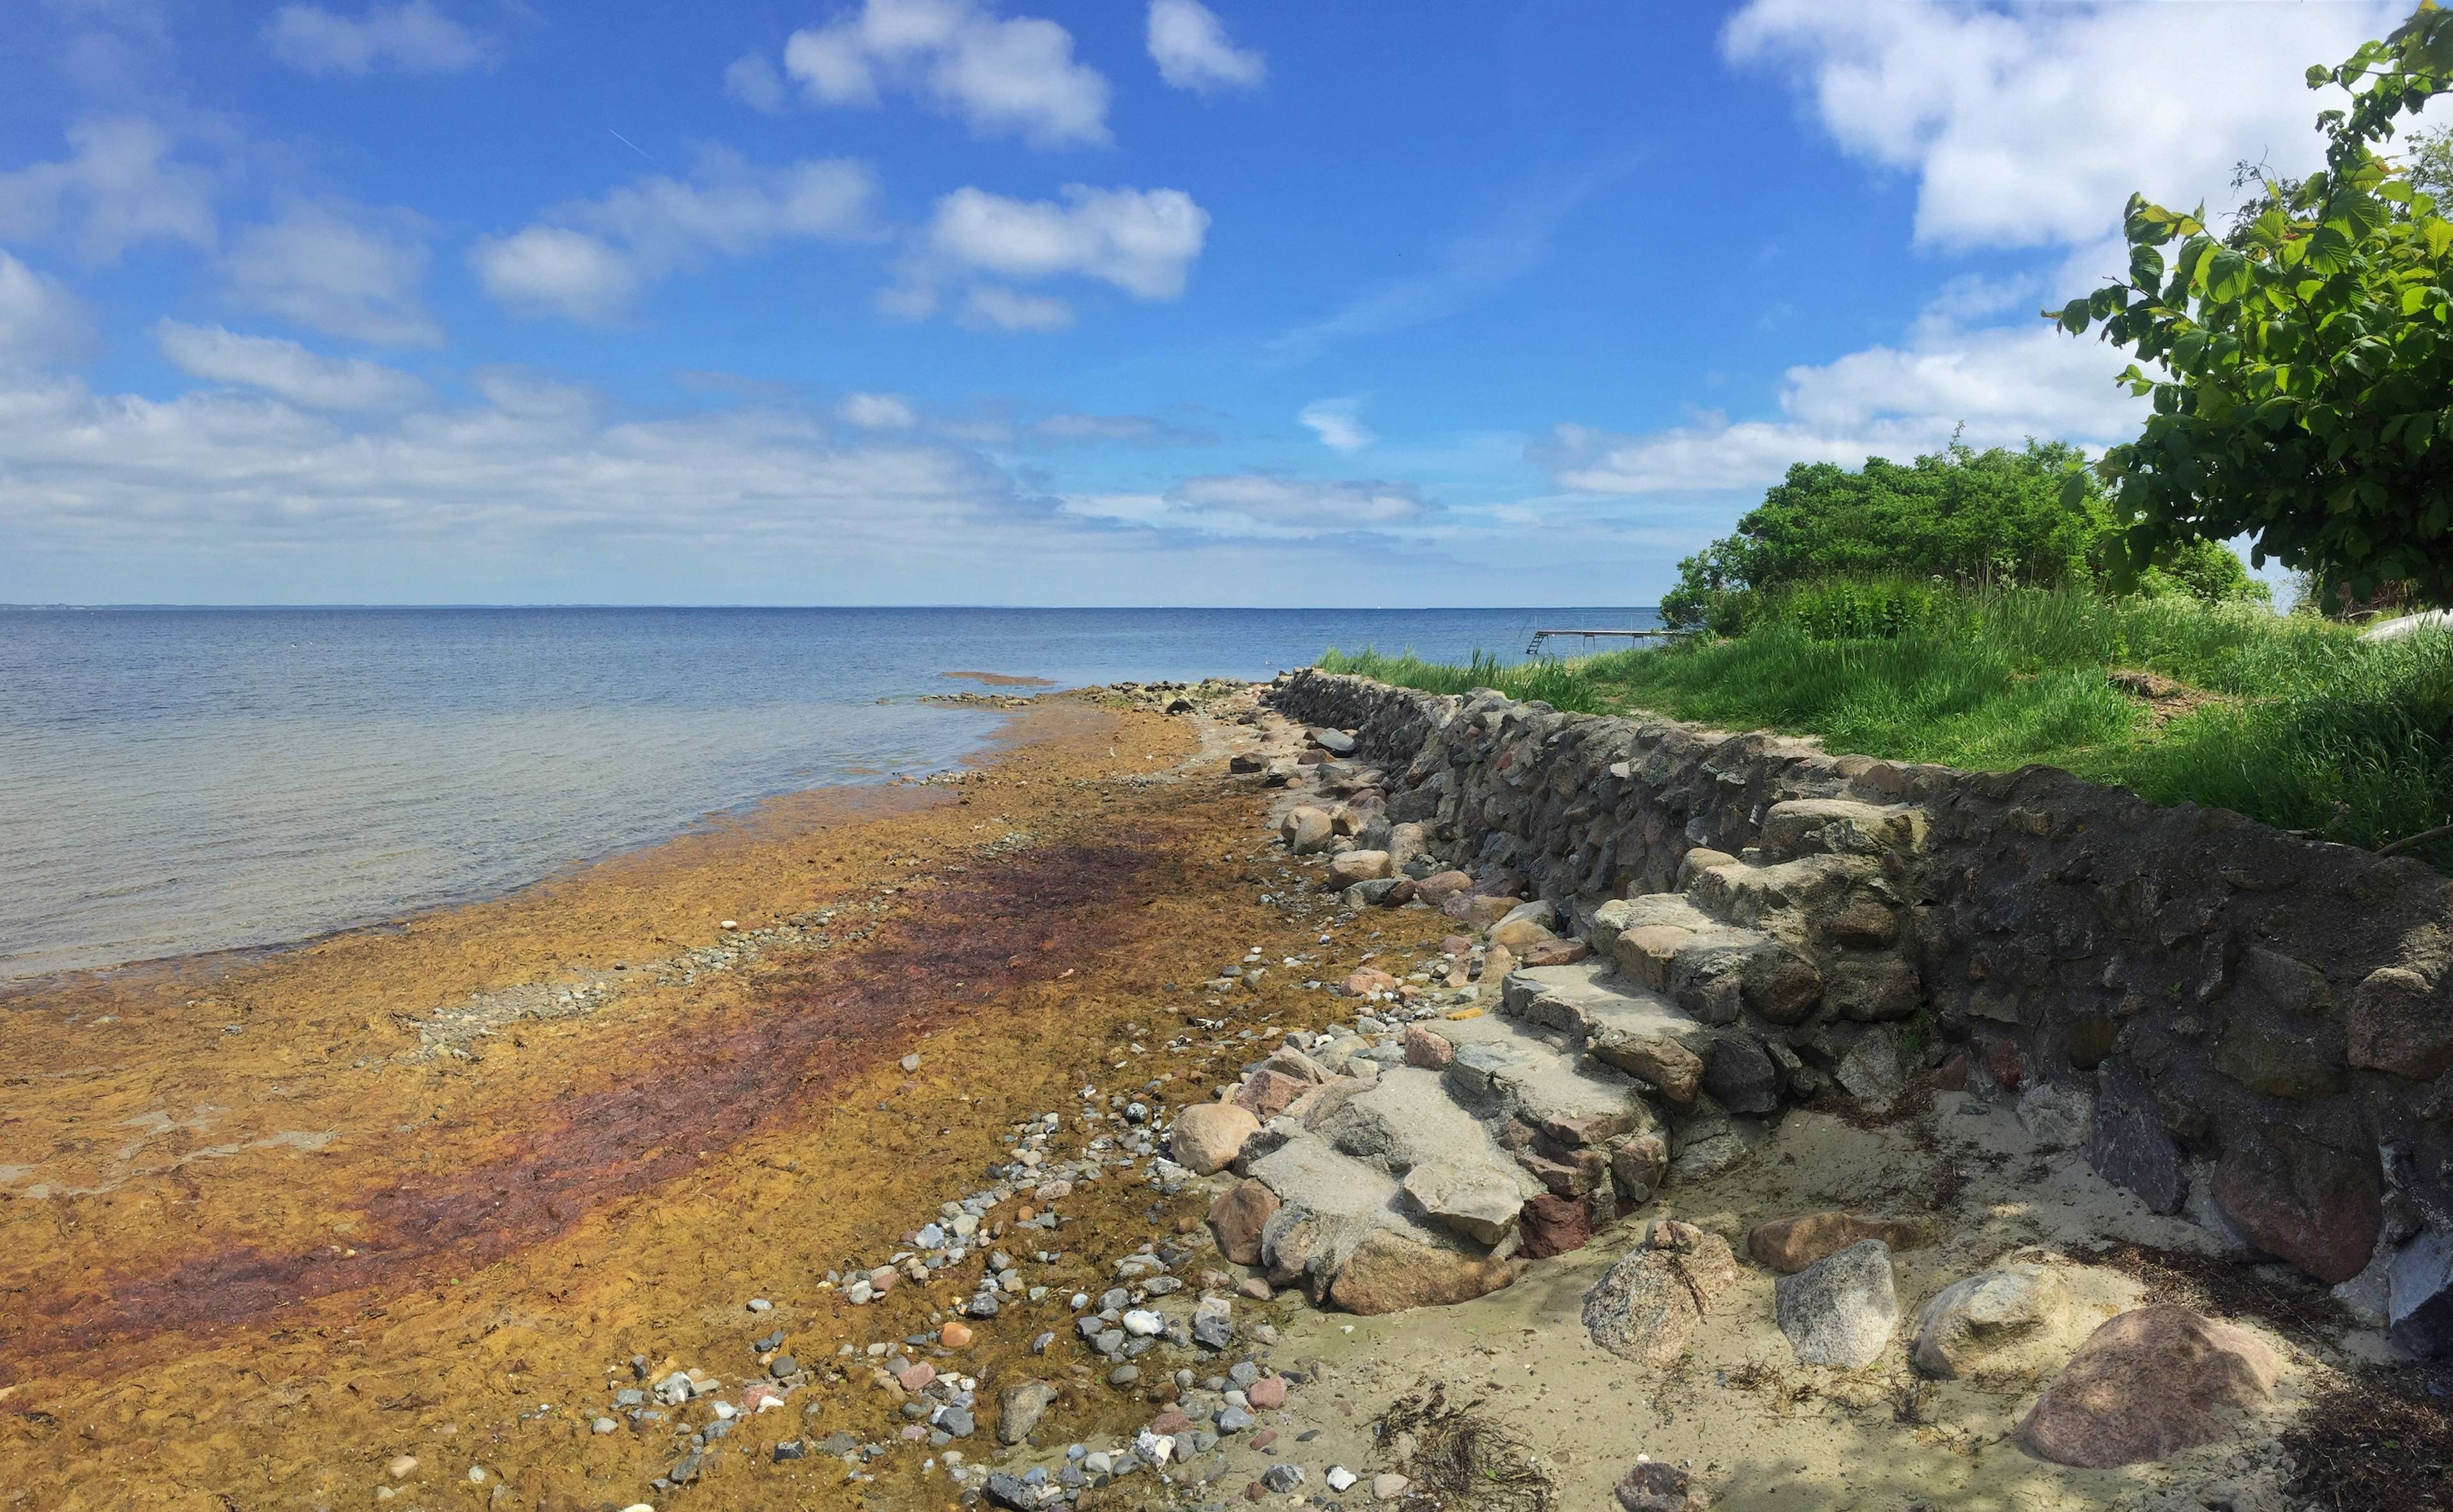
[1373,1381,1553,1512]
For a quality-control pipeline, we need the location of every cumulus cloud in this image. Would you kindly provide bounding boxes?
[1297,397,1373,453]
[1723,0,2408,250]
[960,284,1073,332]
[263,2,495,76]
[1062,472,1435,538]
[1534,315,2143,496]
[0,252,90,372]
[724,52,790,114]
[777,0,1111,148]
[220,201,440,347]
[155,321,429,412]
[928,185,1208,298]
[473,155,877,321]
[1147,0,1264,95]
[0,116,216,263]
[837,391,917,428]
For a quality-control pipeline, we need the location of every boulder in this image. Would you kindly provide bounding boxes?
[1207,1179,1281,1265]
[998,1381,1058,1446]
[1703,1034,1780,1115]
[1326,1229,1520,1315]
[1402,1025,1453,1068]
[1233,1069,1310,1119]
[1518,1192,1595,1258]
[2018,1306,2280,1467]
[1518,938,1592,967]
[1582,1220,1741,1366]
[2390,1228,2453,1356]
[1414,871,1473,905]
[1310,728,1357,756]
[1589,1032,1703,1107]
[2016,1081,2094,1150]
[1490,917,1557,951]
[1343,967,1401,997]
[1329,850,1394,887]
[1401,1161,1526,1246]
[1261,1046,1332,1084]
[1611,924,1692,991]
[1171,1103,1261,1175]
[1775,1239,1898,1368]
[2086,1060,2187,1215]
[1747,1212,1928,1274]
[2347,965,2453,1080]
[1455,894,1519,929]
[1834,1030,1904,1113]
[1909,1262,2072,1378]
[2212,1131,2381,1285]
[1281,807,1334,855]
[1387,822,1432,872]
[1824,957,1920,1021]
[1609,1133,1669,1207]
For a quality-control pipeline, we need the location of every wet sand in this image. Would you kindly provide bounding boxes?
[0,694,1352,1511]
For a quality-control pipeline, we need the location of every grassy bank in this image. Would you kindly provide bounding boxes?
[1323,589,2453,869]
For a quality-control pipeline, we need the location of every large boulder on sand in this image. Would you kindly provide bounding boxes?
[1325,1229,1520,1315]
[1774,1239,1898,1368]
[1170,1102,1260,1175]
[1280,807,1334,855]
[2019,1306,2280,1467]
[1328,850,1393,887]
[1910,1261,2072,1379]
[1582,1220,1741,1366]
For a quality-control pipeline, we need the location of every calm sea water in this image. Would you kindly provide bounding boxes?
[0,606,1659,980]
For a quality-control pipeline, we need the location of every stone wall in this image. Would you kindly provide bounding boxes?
[1265,668,2453,1352]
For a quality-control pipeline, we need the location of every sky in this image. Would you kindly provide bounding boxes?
[0,0,2424,606]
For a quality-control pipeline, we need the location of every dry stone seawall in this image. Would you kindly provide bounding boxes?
[1265,668,2453,1354]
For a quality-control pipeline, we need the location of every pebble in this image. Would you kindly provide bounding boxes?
[1327,1466,1359,1492]
[1247,1375,1288,1409]
[1108,1364,1142,1387]
[1122,1310,1165,1337]
[591,1417,617,1435]
[1373,1472,1411,1500]
[941,1322,974,1348]
[386,1456,417,1480]
[746,1297,772,1313]
[901,1053,922,1072]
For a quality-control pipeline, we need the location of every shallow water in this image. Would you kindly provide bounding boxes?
[0,606,1656,979]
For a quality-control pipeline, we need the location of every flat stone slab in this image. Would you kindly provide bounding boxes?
[1439,1011,1650,1143]
[1501,964,1711,1053]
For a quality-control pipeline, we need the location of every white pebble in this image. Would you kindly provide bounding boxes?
[1327,1466,1359,1492]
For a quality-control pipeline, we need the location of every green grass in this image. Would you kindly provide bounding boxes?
[1322,587,2453,870]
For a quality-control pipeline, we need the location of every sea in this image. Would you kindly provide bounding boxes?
[0,606,1661,981]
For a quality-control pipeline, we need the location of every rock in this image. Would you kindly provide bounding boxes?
[1402,1025,1454,1069]
[1402,1161,1527,1246]
[1229,752,1265,774]
[1614,1460,1701,1512]
[941,1322,973,1348]
[1263,1464,1306,1494]
[1372,1472,1411,1501]
[1311,728,1357,755]
[1746,1212,1927,1274]
[1281,807,1334,855]
[1457,894,1520,929]
[2086,1060,2187,1214]
[2348,965,2453,1080]
[1518,1192,1595,1258]
[1910,1262,2072,1378]
[2016,1081,2093,1150]
[1192,1295,1234,1349]
[1414,871,1473,905]
[1247,1375,1288,1409]
[1342,968,1401,997]
[1478,942,1518,987]
[1208,1179,1281,1265]
[1326,1466,1359,1493]
[1171,1103,1261,1175]
[1590,1033,1703,1107]
[1610,1133,1669,1206]
[999,1381,1058,1446]
[1834,1030,1904,1113]
[1326,1229,1520,1315]
[1824,957,1919,1021]
[1329,850,1395,887]
[2212,1131,2382,1285]
[1121,1309,1165,1336]
[1233,1069,1310,1119]
[2390,1228,2453,1356]
[1490,917,1557,951]
[2018,1306,2280,1467]
[1261,1046,1332,1084]
[1518,937,1592,966]
[1703,1035,1780,1115]
[983,1471,1034,1509]
[1582,1220,1741,1365]
[1774,1239,1898,1368]
[1610,924,1693,992]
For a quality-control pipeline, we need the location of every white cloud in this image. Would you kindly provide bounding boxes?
[0,252,90,372]
[724,52,789,113]
[928,185,1208,298]
[1534,314,2144,497]
[0,116,215,263]
[1070,473,1435,537]
[155,321,429,412]
[470,227,640,322]
[221,201,440,347]
[779,0,1110,148]
[473,155,877,321]
[1034,411,1211,445]
[961,284,1073,332]
[1147,0,1264,94]
[264,2,494,77]
[1724,0,2407,250]
[1298,397,1373,453]
[837,391,917,428]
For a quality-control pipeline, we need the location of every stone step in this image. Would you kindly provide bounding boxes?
[1758,797,1928,861]
[1437,1010,1656,1149]
[1307,1067,1544,1246]
[1499,961,1712,1055]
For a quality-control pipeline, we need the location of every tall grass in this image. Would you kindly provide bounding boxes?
[1322,588,2453,870]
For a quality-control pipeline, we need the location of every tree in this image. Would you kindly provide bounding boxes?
[2054,4,2453,604]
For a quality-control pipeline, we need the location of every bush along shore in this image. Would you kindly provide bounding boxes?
[1322,585,2453,872]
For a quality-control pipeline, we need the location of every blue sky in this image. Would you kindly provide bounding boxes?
[0,0,2416,605]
